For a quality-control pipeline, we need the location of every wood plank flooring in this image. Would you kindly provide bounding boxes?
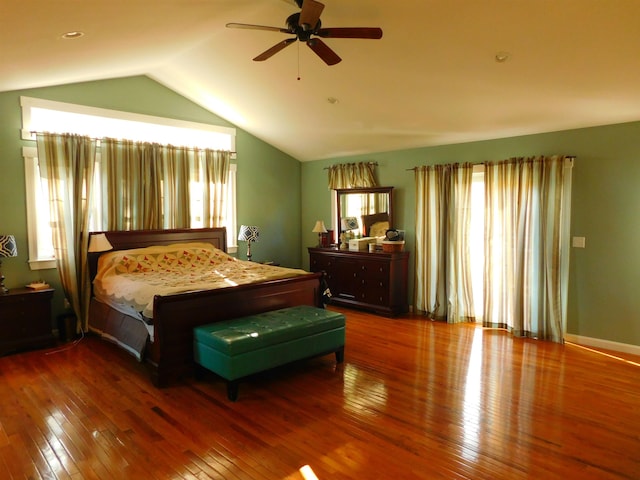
[1,307,639,479]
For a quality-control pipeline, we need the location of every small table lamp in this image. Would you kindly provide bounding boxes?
[238,225,259,261]
[0,234,18,294]
[88,233,114,253]
[87,233,114,285]
[312,220,328,247]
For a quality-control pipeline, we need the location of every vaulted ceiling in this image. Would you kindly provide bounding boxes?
[4,0,640,161]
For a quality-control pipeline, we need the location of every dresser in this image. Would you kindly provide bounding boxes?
[0,287,55,355]
[308,247,409,316]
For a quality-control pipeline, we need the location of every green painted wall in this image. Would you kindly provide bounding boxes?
[301,122,640,347]
[3,74,639,348]
[0,76,301,320]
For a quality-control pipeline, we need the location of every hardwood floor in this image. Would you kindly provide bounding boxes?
[1,307,639,479]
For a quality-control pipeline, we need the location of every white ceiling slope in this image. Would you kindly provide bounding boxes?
[4,1,640,161]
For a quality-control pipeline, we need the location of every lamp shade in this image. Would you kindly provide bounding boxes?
[88,233,114,253]
[312,220,327,233]
[238,225,259,242]
[0,235,17,258]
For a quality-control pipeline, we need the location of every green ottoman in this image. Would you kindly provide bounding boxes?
[193,305,345,401]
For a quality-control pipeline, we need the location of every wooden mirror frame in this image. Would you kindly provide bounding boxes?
[334,186,394,237]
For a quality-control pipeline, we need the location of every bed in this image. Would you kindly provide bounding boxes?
[87,227,324,387]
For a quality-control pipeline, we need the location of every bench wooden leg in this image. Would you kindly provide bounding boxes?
[335,346,344,364]
[227,380,239,402]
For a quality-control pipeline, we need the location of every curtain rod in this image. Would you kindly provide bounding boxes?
[406,155,577,171]
[323,161,378,170]
[28,131,236,154]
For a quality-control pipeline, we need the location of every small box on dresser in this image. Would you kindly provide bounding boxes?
[0,287,55,356]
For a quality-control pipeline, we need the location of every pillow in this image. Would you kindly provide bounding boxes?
[369,221,389,238]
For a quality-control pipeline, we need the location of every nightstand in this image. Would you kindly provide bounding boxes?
[0,287,55,355]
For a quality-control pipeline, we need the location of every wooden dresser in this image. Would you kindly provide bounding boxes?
[308,247,409,317]
[0,287,55,355]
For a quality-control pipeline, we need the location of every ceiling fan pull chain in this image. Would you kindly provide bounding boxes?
[297,42,301,80]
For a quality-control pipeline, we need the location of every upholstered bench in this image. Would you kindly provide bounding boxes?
[193,305,345,401]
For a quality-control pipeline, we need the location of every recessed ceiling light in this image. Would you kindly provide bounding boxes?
[495,51,510,63]
[61,31,85,40]
[327,97,339,105]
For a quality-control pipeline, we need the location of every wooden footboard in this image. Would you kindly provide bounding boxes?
[147,272,324,387]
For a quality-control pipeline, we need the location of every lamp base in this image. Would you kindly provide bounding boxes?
[0,261,7,294]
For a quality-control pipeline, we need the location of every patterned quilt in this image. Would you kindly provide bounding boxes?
[93,242,309,319]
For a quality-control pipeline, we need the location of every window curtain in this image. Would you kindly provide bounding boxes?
[483,155,573,342]
[199,149,230,227]
[100,140,230,230]
[414,163,475,323]
[36,133,96,332]
[101,139,184,230]
[328,162,377,189]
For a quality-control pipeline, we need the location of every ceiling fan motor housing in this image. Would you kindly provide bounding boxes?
[287,13,320,37]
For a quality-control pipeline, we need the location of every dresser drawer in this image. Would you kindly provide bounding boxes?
[308,248,409,316]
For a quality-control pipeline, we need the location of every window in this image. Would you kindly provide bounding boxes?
[21,97,237,270]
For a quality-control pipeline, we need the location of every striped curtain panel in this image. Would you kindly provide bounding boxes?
[36,133,97,331]
[483,155,573,342]
[327,162,377,189]
[100,139,229,230]
[414,163,475,323]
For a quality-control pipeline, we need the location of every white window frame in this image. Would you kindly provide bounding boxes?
[21,97,238,270]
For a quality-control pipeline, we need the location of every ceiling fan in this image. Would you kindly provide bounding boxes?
[226,0,383,66]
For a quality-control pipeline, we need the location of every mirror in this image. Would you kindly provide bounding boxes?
[334,187,394,239]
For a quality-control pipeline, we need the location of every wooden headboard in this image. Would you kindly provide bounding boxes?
[92,227,227,253]
[88,227,227,283]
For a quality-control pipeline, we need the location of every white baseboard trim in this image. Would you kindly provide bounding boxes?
[564,333,640,357]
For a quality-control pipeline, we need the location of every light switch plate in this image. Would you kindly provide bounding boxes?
[572,236,586,248]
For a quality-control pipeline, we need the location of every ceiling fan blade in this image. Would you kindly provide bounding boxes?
[315,27,383,39]
[253,38,297,62]
[299,0,324,30]
[226,22,290,34]
[307,38,341,65]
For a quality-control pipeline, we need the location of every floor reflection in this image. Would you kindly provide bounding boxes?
[342,364,388,413]
[462,327,483,462]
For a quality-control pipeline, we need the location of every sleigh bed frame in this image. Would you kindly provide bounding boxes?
[88,227,324,387]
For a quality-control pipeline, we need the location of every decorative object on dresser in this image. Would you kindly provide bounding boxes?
[311,220,328,247]
[238,225,259,261]
[0,234,18,294]
[340,216,358,250]
[0,287,55,355]
[309,247,409,317]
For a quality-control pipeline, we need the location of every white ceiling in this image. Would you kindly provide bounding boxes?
[4,0,640,161]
